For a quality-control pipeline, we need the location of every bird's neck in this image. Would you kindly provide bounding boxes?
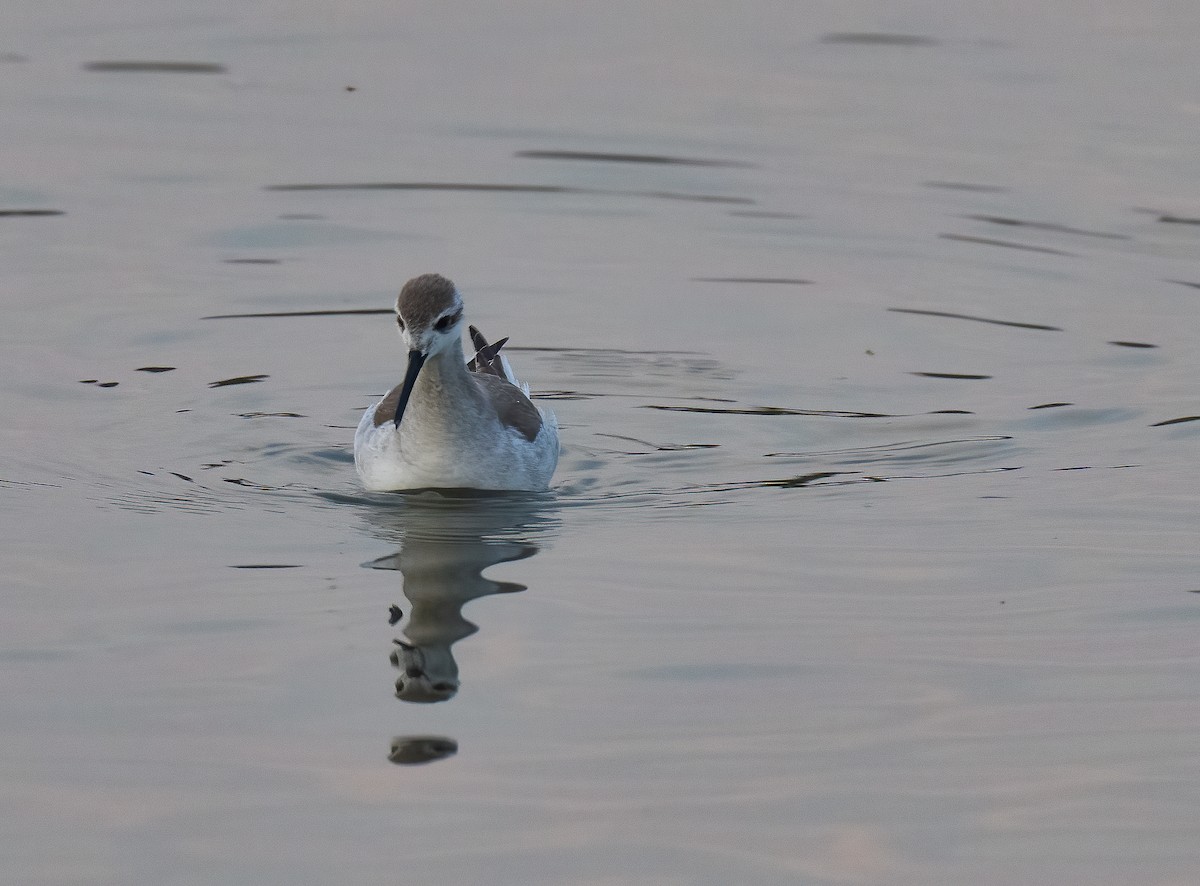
[411,337,478,408]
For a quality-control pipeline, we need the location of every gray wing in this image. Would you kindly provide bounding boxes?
[468,325,542,441]
[371,382,404,427]
[471,372,543,442]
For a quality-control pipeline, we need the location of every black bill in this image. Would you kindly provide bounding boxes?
[393,349,427,429]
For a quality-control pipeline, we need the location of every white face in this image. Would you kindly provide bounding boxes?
[395,300,464,356]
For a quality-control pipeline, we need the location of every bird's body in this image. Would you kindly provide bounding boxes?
[354,274,558,492]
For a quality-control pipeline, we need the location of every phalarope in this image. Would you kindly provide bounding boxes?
[354,274,559,492]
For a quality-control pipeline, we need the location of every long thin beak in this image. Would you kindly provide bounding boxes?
[393,349,427,429]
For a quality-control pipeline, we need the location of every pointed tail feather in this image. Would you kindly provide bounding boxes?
[468,324,523,390]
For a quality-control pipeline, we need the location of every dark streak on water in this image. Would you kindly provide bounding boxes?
[535,390,597,401]
[1053,465,1139,472]
[889,307,1062,331]
[0,209,64,217]
[692,277,812,285]
[222,477,282,490]
[1166,280,1200,290]
[756,472,852,488]
[820,33,939,46]
[642,404,893,418]
[83,61,227,74]
[728,210,804,219]
[923,180,1008,193]
[515,150,756,168]
[1108,340,1158,348]
[685,472,868,494]
[596,433,720,453]
[0,478,62,490]
[136,366,176,373]
[766,435,1011,459]
[911,372,993,380]
[939,233,1076,256]
[229,564,303,569]
[1150,415,1200,427]
[964,214,1129,240]
[269,182,569,194]
[696,469,1028,494]
[507,346,702,355]
[265,182,755,205]
[1029,402,1073,409]
[209,374,269,387]
[1157,215,1200,225]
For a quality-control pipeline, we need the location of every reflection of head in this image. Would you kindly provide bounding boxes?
[388,734,458,765]
[391,640,459,702]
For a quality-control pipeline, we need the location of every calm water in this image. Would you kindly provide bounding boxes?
[3,2,1199,884]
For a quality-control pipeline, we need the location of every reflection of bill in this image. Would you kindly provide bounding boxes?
[388,735,458,765]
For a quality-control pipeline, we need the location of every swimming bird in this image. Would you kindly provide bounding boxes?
[354,274,559,492]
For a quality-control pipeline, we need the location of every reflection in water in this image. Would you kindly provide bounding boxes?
[371,530,533,702]
[388,735,458,765]
[360,492,558,713]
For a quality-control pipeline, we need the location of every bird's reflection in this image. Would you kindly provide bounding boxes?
[357,490,558,760]
[371,530,535,702]
[388,735,458,765]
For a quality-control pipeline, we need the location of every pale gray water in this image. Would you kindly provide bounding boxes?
[3,2,1199,884]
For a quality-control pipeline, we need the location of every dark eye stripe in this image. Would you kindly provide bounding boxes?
[435,311,462,331]
[396,315,405,330]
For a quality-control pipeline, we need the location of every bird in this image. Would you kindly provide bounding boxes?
[354,274,559,492]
